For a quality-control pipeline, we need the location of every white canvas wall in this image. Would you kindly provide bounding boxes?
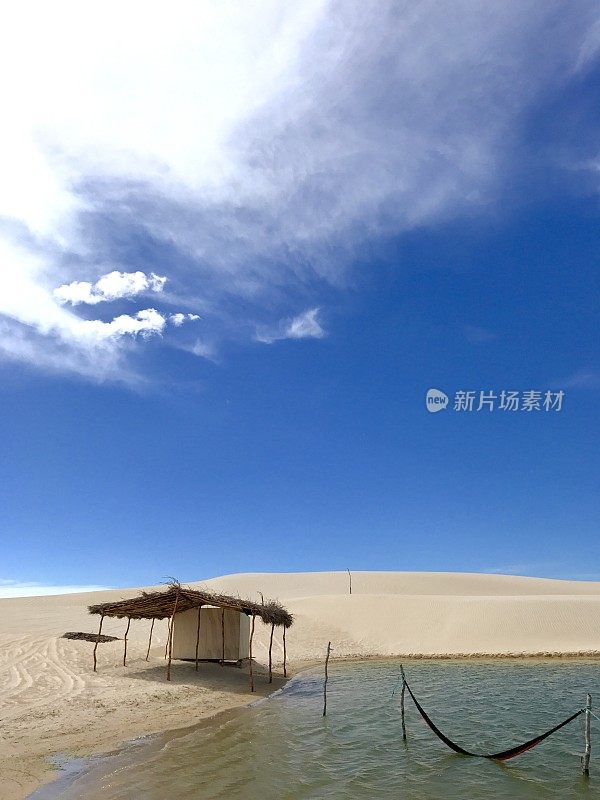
[172,607,250,661]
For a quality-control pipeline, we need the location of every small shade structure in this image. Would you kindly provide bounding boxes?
[88,583,293,690]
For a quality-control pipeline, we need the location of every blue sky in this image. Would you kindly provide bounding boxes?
[1,2,599,594]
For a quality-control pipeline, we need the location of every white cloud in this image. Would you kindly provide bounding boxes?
[0,242,193,380]
[169,312,200,327]
[0,580,109,598]
[256,307,324,344]
[78,308,166,340]
[0,2,597,379]
[54,271,167,306]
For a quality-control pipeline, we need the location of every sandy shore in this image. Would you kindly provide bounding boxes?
[3,571,600,799]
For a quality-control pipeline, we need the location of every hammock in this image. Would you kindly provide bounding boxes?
[403,677,583,761]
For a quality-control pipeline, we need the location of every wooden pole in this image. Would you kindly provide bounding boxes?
[582,693,592,776]
[122,617,131,667]
[347,568,352,595]
[166,590,180,682]
[195,605,202,671]
[282,627,287,678]
[323,641,332,717]
[145,618,155,661]
[268,623,275,683]
[249,613,256,692]
[221,608,225,666]
[93,615,104,673]
[164,618,171,659]
[400,664,407,740]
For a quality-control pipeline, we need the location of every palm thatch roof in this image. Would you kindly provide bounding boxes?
[88,584,293,628]
[63,631,119,643]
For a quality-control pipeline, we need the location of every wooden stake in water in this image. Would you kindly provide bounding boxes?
[282,627,287,678]
[582,693,592,776]
[400,664,407,740]
[323,641,332,717]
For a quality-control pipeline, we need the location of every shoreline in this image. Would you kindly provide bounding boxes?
[3,665,287,800]
[22,663,297,800]
[21,650,600,799]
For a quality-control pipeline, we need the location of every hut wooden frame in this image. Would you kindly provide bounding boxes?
[88,584,292,690]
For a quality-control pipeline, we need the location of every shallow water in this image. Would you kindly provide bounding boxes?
[33,660,600,799]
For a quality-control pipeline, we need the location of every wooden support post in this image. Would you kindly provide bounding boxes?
[268,623,275,684]
[282,627,287,678]
[93,615,104,672]
[164,618,171,659]
[347,568,352,595]
[195,605,202,672]
[323,641,332,717]
[582,693,592,776]
[249,614,256,692]
[145,618,154,662]
[166,590,180,682]
[400,664,407,741]
[221,608,225,666]
[122,617,131,667]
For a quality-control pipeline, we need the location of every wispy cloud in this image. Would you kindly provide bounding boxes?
[255,308,325,344]
[561,369,600,389]
[0,2,597,380]
[463,325,496,344]
[189,339,217,361]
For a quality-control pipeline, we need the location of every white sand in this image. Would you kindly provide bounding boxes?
[2,571,600,799]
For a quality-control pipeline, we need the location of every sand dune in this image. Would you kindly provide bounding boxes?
[2,571,600,799]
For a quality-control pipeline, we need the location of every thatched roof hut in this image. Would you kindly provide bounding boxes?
[89,585,293,627]
[88,583,292,689]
